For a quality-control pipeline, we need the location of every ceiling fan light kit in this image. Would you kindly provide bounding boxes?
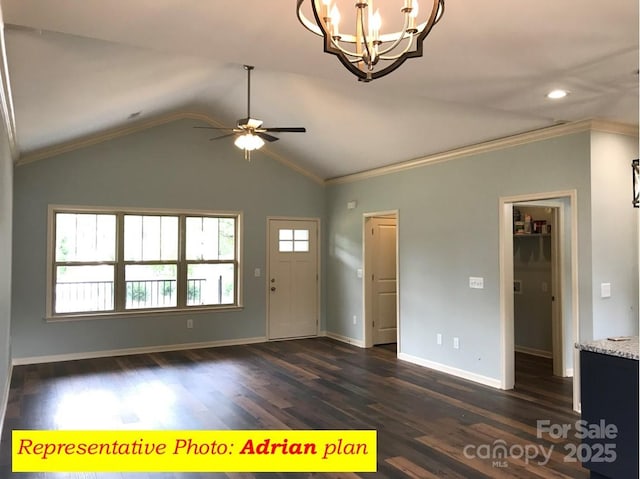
[297,0,445,82]
[194,65,306,161]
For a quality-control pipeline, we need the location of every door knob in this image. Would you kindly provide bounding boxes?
[271,278,276,283]
[270,286,276,292]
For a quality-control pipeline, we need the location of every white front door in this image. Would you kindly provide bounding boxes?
[268,219,319,340]
[370,217,397,345]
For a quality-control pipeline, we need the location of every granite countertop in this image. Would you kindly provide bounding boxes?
[576,336,639,360]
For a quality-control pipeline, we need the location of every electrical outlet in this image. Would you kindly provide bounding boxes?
[254,268,261,277]
[453,337,460,349]
[187,319,193,329]
[469,277,484,289]
[436,333,442,345]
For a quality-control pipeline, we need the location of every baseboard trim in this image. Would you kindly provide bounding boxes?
[11,337,268,366]
[398,352,502,389]
[515,345,553,359]
[325,332,366,348]
[0,364,13,441]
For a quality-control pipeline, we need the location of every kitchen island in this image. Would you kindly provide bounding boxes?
[576,336,639,479]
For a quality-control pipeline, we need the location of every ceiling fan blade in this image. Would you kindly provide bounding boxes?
[256,132,279,142]
[209,133,237,141]
[193,126,235,130]
[263,127,306,133]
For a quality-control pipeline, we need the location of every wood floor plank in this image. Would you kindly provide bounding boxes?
[1,339,587,478]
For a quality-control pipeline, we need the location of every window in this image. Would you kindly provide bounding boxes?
[278,229,309,252]
[49,207,241,318]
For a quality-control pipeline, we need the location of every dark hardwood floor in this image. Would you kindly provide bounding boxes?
[1,339,587,478]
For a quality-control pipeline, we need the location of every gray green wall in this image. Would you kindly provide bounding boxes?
[0,111,12,421]
[590,131,639,338]
[326,131,637,382]
[11,119,325,359]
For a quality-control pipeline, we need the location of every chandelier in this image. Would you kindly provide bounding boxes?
[297,0,445,82]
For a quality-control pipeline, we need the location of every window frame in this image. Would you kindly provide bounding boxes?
[46,205,243,320]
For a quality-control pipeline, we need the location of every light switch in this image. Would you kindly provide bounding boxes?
[601,283,611,298]
[469,277,484,289]
[356,268,363,278]
[254,268,261,277]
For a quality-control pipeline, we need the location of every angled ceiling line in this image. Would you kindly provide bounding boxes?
[14,110,325,185]
[0,21,18,161]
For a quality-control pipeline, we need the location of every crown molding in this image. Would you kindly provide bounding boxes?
[15,111,325,185]
[589,119,639,137]
[325,119,638,186]
[0,22,18,161]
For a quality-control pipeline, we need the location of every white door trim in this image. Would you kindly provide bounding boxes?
[266,216,321,340]
[499,190,580,412]
[363,210,400,349]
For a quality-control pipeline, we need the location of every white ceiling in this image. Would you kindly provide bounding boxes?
[2,0,638,179]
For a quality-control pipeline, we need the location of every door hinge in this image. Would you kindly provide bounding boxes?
[372,228,374,235]
[372,321,375,327]
[371,274,374,281]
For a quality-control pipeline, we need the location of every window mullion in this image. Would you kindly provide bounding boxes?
[177,215,188,308]
[115,213,126,311]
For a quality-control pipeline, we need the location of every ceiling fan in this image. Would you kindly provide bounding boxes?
[195,65,306,160]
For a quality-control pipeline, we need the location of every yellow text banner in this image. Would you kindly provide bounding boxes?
[12,430,377,472]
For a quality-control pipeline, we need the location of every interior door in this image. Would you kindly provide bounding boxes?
[268,219,319,340]
[370,217,397,345]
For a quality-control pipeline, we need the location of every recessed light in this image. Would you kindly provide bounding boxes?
[546,89,569,100]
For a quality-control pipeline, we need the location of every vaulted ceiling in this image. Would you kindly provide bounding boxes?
[2,0,638,180]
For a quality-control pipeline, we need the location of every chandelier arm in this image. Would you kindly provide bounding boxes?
[376,14,412,56]
[379,34,416,60]
[328,37,365,60]
[357,5,374,68]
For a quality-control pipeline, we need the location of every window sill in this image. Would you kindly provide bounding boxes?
[45,305,244,322]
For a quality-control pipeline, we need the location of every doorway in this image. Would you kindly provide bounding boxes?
[499,191,580,412]
[513,205,560,373]
[363,212,399,348]
[267,218,320,340]
[513,204,565,396]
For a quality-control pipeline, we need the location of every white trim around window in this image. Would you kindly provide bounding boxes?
[46,205,243,321]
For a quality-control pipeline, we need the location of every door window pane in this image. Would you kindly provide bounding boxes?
[55,213,115,262]
[279,229,309,252]
[125,265,177,309]
[55,265,114,313]
[187,263,235,306]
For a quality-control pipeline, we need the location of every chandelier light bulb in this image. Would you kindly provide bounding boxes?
[370,10,382,39]
[330,5,341,37]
